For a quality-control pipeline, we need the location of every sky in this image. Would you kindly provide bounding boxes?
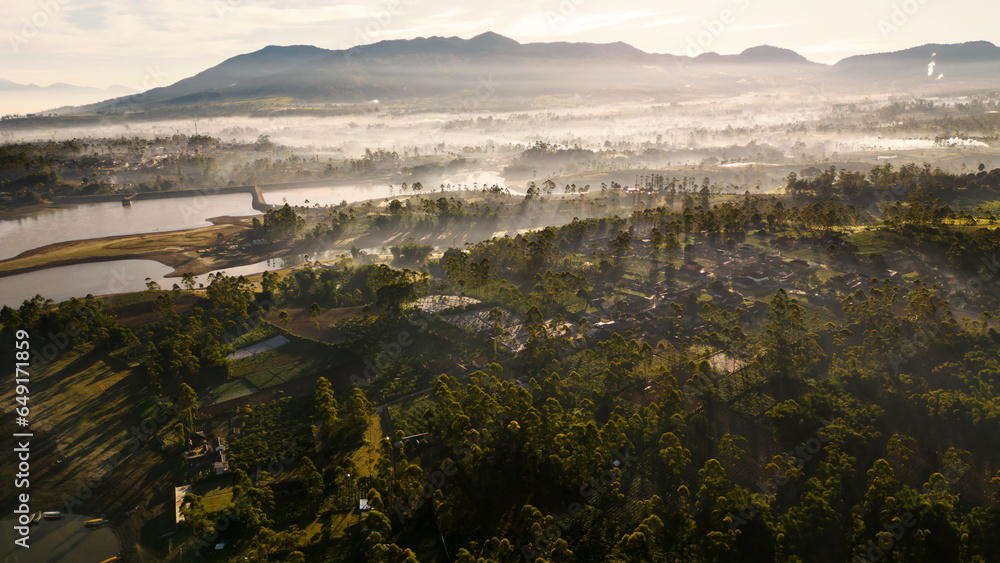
[2,0,998,90]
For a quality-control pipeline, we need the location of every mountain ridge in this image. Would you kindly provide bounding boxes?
[32,34,1000,115]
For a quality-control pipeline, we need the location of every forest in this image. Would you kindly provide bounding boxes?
[3,157,1000,562]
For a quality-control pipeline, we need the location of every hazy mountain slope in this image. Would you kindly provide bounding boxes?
[58,35,1000,115]
[832,40,1000,85]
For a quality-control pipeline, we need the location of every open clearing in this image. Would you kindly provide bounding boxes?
[0,346,180,558]
[265,305,368,344]
[227,334,291,360]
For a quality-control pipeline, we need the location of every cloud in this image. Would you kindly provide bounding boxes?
[550,9,661,36]
[730,22,797,32]
[639,17,689,29]
[791,37,884,63]
[4,0,1000,89]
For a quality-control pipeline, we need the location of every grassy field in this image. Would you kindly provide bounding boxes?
[0,345,183,558]
[208,378,260,403]
[226,323,279,351]
[943,188,1000,213]
[8,348,149,484]
[199,334,364,414]
[352,413,385,479]
[193,476,235,512]
[848,228,899,254]
[265,305,367,344]
[101,290,164,309]
[227,340,342,391]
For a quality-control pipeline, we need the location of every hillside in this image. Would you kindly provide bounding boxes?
[55,35,999,116]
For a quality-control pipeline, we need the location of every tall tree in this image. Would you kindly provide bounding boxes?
[299,456,324,498]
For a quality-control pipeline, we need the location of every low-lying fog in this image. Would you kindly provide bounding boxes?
[6,93,998,176]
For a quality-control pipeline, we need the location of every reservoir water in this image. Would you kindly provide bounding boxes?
[1,173,513,261]
[0,257,291,309]
[0,192,257,261]
[0,173,514,307]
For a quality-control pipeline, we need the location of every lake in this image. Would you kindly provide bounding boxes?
[0,192,257,261]
[1,172,514,262]
[0,257,292,309]
[0,172,517,307]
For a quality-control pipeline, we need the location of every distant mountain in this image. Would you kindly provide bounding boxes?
[736,45,817,65]
[695,45,818,66]
[78,33,820,114]
[833,41,1000,84]
[0,80,130,115]
[147,44,331,104]
[48,35,1000,116]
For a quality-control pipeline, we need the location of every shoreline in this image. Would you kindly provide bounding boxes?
[0,216,300,279]
[0,175,394,220]
[0,249,292,280]
[0,183,513,281]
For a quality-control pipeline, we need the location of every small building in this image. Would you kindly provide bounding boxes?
[679,262,710,281]
[734,276,769,289]
[211,438,229,474]
[395,433,430,449]
[212,452,229,475]
[186,443,214,468]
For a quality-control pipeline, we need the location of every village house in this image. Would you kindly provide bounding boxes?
[679,261,710,281]
[184,432,229,475]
